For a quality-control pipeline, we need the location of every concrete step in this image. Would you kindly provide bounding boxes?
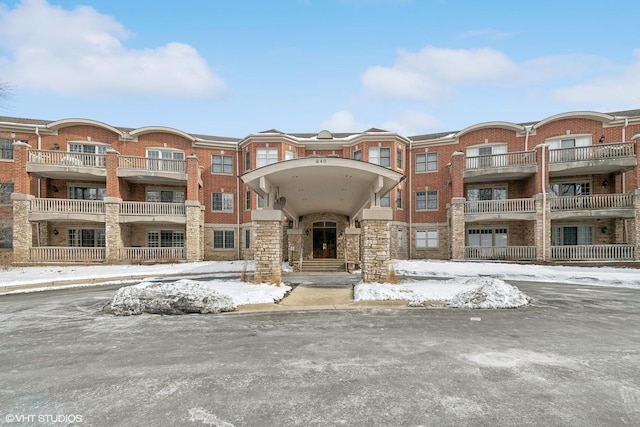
[300,259,346,272]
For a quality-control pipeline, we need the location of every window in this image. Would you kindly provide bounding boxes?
[68,229,106,247]
[285,150,294,160]
[416,191,438,210]
[369,147,390,167]
[397,149,403,169]
[0,183,14,204]
[245,151,251,171]
[245,229,251,249]
[552,226,592,246]
[550,182,591,196]
[380,192,390,207]
[69,185,106,201]
[212,193,234,212]
[245,191,251,210]
[416,230,438,249]
[147,230,184,247]
[147,189,185,203]
[68,143,107,166]
[0,139,14,160]
[257,194,266,208]
[353,150,361,161]
[467,186,507,201]
[466,145,507,168]
[396,188,403,209]
[214,230,234,249]
[147,149,185,172]
[397,229,403,248]
[212,154,233,174]
[416,152,437,172]
[468,229,508,247]
[257,148,278,167]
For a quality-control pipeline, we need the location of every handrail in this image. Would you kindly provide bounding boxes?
[465,150,536,170]
[549,141,635,163]
[550,193,634,210]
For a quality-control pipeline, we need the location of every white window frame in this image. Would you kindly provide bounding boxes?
[146,188,185,203]
[212,154,233,174]
[213,230,235,249]
[416,229,438,249]
[416,152,438,172]
[369,147,390,167]
[257,148,278,167]
[212,192,234,212]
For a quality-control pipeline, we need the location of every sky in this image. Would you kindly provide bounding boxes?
[0,0,639,138]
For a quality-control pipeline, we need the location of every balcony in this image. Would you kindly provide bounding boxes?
[26,150,106,180]
[120,247,186,263]
[464,151,537,183]
[551,245,635,261]
[29,198,105,222]
[464,198,536,222]
[465,246,537,261]
[550,193,635,220]
[30,247,106,263]
[117,155,187,185]
[119,202,186,224]
[548,142,636,177]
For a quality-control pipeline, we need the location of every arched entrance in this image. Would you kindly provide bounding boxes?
[313,221,336,258]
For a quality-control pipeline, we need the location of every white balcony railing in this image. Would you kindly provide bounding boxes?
[549,142,635,163]
[28,150,106,167]
[551,245,635,260]
[30,247,106,263]
[465,198,535,214]
[120,202,186,216]
[118,155,186,173]
[30,198,105,214]
[550,193,634,211]
[121,247,185,263]
[465,246,537,260]
[465,150,536,170]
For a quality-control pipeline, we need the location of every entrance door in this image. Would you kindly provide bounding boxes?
[312,221,337,258]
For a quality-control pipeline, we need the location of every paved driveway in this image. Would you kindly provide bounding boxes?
[1,281,639,426]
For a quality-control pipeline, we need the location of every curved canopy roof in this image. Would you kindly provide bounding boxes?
[241,157,404,220]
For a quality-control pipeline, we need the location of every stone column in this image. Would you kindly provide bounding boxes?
[534,193,551,261]
[185,201,203,261]
[361,208,391,283]
[633,189,640,260]
[252,209,283,283]
[286,228,303,272]
[449,197,466,260]
[345,226,361,272]
[12,193,33,263]
[104,197,123,263]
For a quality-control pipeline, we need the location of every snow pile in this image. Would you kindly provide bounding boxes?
[108,279,236,315]
[355,277,531,309]
[447,277,531,309]
[107,278,291,315]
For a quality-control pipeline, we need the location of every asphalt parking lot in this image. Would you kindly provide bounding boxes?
[1,280,639,426]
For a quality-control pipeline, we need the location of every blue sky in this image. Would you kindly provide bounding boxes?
[0,0,639,137]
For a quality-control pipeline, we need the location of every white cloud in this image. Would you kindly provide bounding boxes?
[0,0,226,97]
[381,110,442,135]
[321,110,367,132]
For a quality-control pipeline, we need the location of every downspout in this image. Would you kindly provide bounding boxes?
[35,126,42,247]
[236,146,241,260]
[622,118,628,243]
[524,125,532,151]
[408,138,413,260]
[541,144,547,261]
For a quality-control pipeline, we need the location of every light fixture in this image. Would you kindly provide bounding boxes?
[602,179,609,187]
[305,229,310,236]
[53,143,59,150]
[53,229,59,235]
[601,227,608,234]
[52,185,59,192]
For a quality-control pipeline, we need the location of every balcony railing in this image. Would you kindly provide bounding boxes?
[465,198,535,214]
[465,246,537,261]
[549,142,635,163]
[120,202,186,216]
[28,150,106,167]
[551,245,635,260]
[121,247,185,263]
[118,155,186,173]
[31,198,105,214]
[550,193,634,210]
[30,247,106,263]
[465,151,536,170]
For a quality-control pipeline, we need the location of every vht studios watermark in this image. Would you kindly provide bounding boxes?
[5,414,83,423]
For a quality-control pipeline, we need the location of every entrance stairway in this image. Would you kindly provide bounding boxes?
[300,259,346,272]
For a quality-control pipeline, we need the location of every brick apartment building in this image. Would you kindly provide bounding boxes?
[1,109,640,282]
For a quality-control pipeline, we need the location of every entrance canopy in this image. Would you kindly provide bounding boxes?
[241,157,404,223]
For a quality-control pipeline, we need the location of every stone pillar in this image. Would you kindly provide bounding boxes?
[104,197,123,263]
[286,229,303,272]
[12,193,33,263]
[449,197,466,260]
[186,201,203,261]
[252,209,283,283]
[361,208,392,283]
[534,193,551,261]
[633,189,640,260]
[450,151,464,198]
[345,226,361,272]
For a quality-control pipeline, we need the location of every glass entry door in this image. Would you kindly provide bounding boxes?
[312,221,337,258]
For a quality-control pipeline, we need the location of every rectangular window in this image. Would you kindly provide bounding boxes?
[369,147,390,167]
[214,230,235,249]
[397,148,403,169]
[147,189,185,203]
[68,229,106,247]
[396,188,402,209]
[245,229,251,249]
[245,191,251,210]
[257,194,266,208]
[147,230,185,247]
[468,229,507,247]
[550,182,591,196]
[147,149,185,172]
[0,139,14,160]
[397,229,403,248]
[285,150,294,160]
[416,152,438,172]
[467,186,507,201]
[257,148,278,167]
[212,192,234,212]
[353,150,361,161]
[416,191,438,210]
[552,226,592,246]
[67,143,107,166]
[212,154,233,174]
[245,150,251,171]
[380,192,390,207]
[0,183,14,204]
[69,185,107,201]
[416,230,438,249]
